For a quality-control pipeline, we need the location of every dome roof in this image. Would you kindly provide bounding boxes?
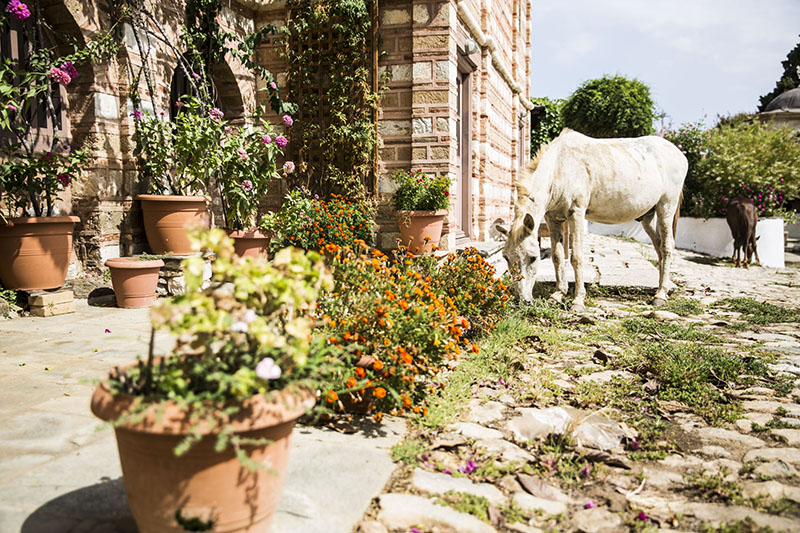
[764,87,800,112]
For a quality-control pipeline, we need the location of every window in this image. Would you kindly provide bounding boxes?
[0,15,69,151]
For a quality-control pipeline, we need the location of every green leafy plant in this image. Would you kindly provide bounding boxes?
[0,6,117,218]
[107,228,343,458]
[562,75,656,138]
[530,96,565,157]
[264,187,376,250]
[390,169,451,212]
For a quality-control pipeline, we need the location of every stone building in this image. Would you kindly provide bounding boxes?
[759,87,800,131]
[5,0,531,273]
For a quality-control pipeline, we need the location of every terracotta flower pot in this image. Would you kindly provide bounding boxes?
[138,195,208,255]
[0,216,79,290]
[226,229,271,258]
[105,257,164,308]
[91,379,315,533]
[396,209,448,253]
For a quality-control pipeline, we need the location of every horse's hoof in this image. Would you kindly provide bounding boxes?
[550,292,564,303]
[570,303,585,314]
[652,297,667,307]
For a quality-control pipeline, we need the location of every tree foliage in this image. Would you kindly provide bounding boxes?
[758,35,800,112]
[529,97,564,157]
[562,75,656,138]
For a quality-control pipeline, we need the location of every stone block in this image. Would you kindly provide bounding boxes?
[413,4,429,24]
[398,37,412,52]
[413,61,432,80]
[30,300,76,317]
[390,64,412,82]
[411,147,427,159]
[412,117,432,134]
[431,146,450,159]
[435,60,450,80]
[378,119,412,137]
[94,93,119,120]
[413,90,448,105]
[381,8,411,26]
[413,35,448,50]
[436,117,449,133]
[28,289,74,307]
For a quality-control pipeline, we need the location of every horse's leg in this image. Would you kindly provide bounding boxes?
[546,214,568,302]
[568,209,587,313]
[653,202,675,306]
[640,212,662,262]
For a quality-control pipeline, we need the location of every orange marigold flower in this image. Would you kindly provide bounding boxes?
[413,406,420,414]
[402,397,412,408]
[326,390,339,403]
[355,367,366,379]
[328,336,339,344]
[346,377,357,388]
[401,352,413,365]
[373,360,384,371]
[399,299,409,311]
[373,411,383,422]
[373,387,387,398]
[472,343,480,354]
[383,338,391,347]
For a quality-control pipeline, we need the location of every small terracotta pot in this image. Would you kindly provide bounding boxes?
[91,378,315,533]
[0,216,79,290]
[138,195,208,255]
[226,229,271,258]
[105,257,164,308]
[396,209,448,254]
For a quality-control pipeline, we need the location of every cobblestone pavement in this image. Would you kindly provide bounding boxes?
[358,238,800,533]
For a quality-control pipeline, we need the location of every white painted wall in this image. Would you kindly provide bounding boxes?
[588,217,785,269]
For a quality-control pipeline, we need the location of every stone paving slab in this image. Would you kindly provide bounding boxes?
[0,300,405,532]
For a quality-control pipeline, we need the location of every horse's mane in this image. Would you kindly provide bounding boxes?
[514,128,573,206]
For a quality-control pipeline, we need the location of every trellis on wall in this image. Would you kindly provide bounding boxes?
[284,0,379,198]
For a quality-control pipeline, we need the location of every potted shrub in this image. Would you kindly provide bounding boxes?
[91,228,341,532]
[104,255,165,308]
[217,108,295,258]
[0,4,108,290]
[390,168,451,253]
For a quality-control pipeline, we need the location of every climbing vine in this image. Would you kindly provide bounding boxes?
[283,0,378,197]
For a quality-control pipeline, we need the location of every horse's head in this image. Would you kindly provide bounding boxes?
[496,200,540,303]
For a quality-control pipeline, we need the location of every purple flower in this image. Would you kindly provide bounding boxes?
[283,161,295,174]
[410,528,421,533]
[48,67,71,86]
[6,0,30,20]
[636,511,648,522]
[580,463,591,478]
[441,468,452,475]
[209,107,224,121]
[192,72,201,80]
[104,328,111,333]
[269,81,277,90]
[175,101,185,107]
[6,104,17,112]
[60,61,78,80]
[282,114,294,127]
[584,500,597,509]
[275,135,288,148]
[255,357,282,380]
[237,147,249,161]
[130,109,143,120]
[241,180,253,191]
[56,173,71,186]
[262,135,272,144]
[458,460,478,474]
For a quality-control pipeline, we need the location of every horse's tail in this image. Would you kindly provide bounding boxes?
[672,189,683,241]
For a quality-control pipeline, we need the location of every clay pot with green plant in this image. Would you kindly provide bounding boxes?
[390,169,451,253]
[91,229,341,532]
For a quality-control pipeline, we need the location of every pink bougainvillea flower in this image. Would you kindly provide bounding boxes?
[269,81,277,90]
[283,161,295,174]
[48,67,71,86]
[237,147,249,161]
[255,357,281,380]
[584,500,597,509]
[175,101,185,107]
[241,179,253,191]
[130,109,143,120]
[6,104,16,112]
[209,107,224,121]
[282,114,293,127]
[6,0,31,21]
[191,72,201,80]
[60,61,78,80]
[275,135,288,148]
[56,173,71,186]
[262,135,272,144]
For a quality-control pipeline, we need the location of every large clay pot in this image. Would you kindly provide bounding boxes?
[226,229,270,258]
[396,209,448,253]
[105,257,164,308]
[138,195,208,255]
[91,379,314,533]
[0,216,79,290]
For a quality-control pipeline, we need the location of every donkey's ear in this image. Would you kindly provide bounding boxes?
[495,224,509,237]
[523,213,536,234]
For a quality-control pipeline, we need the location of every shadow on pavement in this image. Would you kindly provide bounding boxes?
[21,477,136,532]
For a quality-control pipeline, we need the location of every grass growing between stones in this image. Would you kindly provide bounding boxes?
[390,438,429,467]
[715,297,800,325]
[416,310,538,430]
[662,296,706,317]
[433,491,491,522]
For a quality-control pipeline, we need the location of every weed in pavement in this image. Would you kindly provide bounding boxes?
[715,297,800,325]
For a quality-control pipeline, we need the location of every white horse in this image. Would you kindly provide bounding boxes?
[497,129,687,312]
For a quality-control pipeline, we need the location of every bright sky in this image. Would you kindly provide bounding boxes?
[530,0,800,128]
